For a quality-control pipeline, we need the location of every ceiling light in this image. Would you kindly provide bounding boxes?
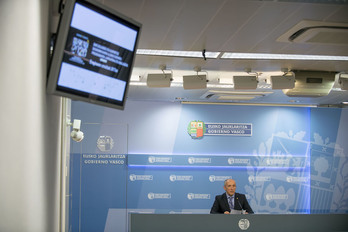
[136,49,220,59]
[136,49,348,61]
[129,82,146,86]
[207,83,234,88]
[146,73,172,87]
[206,90,273,95]
[221,52,348,61]
[233,76,258,89]
[270,74,295,89]
[146,65,173,88]
[183,75,207,89]
[181,101,317,107]
[338,73,348,90]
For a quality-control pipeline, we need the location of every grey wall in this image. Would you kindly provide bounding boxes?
[0,0,61,231]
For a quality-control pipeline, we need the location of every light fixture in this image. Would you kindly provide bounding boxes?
[136,49,220,59]
[183,75,207,89]
[233,76,258,89]
[338,73,348,90]
[233,69,258,89]
[270,70,295,89]
[69,119,84,142]
[136,49,348,61]
[183,66,208,89]
[181,101,317,107]
[146,65,173,88]
[221,52,348,61]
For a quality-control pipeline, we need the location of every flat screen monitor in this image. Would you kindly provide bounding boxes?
[47,0,141,110]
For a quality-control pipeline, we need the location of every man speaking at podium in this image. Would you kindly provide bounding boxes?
[210,179,254,214]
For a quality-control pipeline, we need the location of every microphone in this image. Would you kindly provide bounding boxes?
[236,197,246,214]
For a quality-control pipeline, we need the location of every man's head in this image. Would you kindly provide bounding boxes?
[224,179,236,196]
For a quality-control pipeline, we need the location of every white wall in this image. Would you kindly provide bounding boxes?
[0,0,61,231]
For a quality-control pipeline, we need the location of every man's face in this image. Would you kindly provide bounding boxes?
[224,179,236,196]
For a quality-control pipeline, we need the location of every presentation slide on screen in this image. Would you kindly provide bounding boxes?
[57,2,138,101]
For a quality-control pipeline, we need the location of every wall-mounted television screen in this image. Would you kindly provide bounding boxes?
[47,0,141,110]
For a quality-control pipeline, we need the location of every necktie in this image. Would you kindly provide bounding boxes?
[228,196,234,210]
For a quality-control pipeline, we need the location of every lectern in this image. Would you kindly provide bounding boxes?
[130,214,348,232]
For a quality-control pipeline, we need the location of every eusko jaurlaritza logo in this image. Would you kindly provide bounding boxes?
[187,120,206,139]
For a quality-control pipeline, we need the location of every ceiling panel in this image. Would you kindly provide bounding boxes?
[221,2,300,53]
[160,0,226,51]
[191,1,263,52]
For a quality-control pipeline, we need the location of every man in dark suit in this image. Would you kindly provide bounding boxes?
[210,179,254,214]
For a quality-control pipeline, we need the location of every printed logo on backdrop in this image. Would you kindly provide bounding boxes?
[187,120,252,139]
[228,158,251,165]
[265,193,289,201]
[148,192,171,200]
[266,158,290,166]
[97,135,114,151]
[248,176,271,183]
[169,175,193,182]
[209,175,232,182]
[188,157,211,164]
[286,176,309,183]
[187,193,211,200]
[129,174,153,181]
[148,156,172,164]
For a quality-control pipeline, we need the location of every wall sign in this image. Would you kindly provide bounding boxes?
[187,120,252,139]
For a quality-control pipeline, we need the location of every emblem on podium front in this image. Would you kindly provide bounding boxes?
[238,218,250,230]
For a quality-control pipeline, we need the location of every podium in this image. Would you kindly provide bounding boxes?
[130,214,348,232]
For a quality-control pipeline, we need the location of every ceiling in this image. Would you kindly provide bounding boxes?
[65,0,348,107]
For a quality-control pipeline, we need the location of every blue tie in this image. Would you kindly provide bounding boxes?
[228,196,234,210]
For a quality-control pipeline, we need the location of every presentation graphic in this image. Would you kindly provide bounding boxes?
[97,135,114,151]
[187,120,252,139]
[71,34,89,57]
[187,120,205,138]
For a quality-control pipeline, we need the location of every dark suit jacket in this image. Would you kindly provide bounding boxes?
[210,192,254,214]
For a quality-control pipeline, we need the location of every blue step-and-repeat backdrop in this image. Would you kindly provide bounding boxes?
[69,101,348,232]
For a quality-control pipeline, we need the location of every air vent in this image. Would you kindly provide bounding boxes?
[201,90,273,101]
[277,20,348,45]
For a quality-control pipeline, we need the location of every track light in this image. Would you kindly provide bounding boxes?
[270,71,295,89]
[183,75,207,89]
[147,73,172,87]
[233,76,258,89]
[338,73,348,90]
[146,65,173,88]
[183,66,208,89]
[232,68,258,89]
